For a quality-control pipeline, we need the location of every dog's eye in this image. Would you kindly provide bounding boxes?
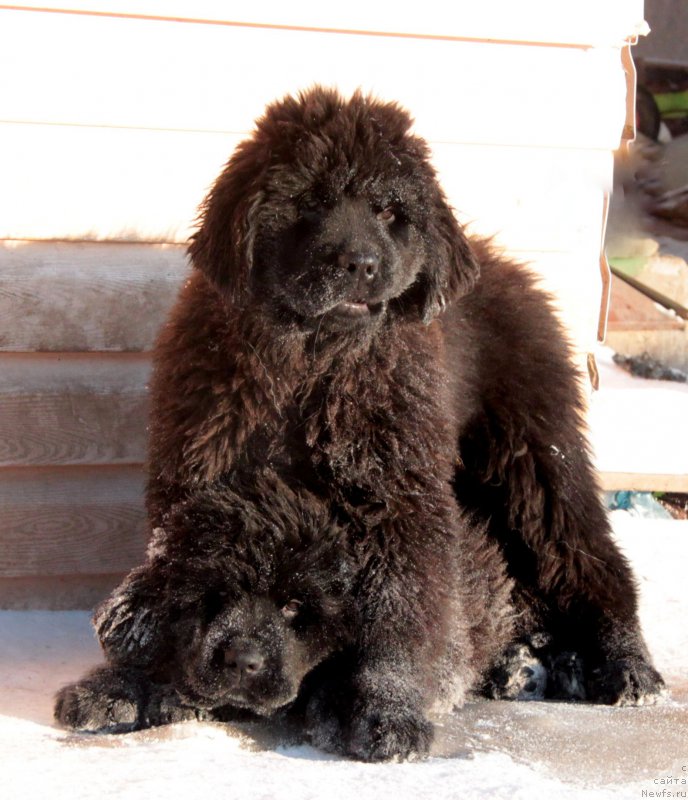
[298,197,323,222]
[377,206,396,223]
[281,599,302,621]
[203,590,225,623]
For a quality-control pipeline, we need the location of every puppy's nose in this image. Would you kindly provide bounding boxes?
[338,251,380,282]
[224,646,265,677]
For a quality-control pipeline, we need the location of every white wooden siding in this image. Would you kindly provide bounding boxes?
[0,129,612,249]
[2,12,629,145]
[0,241,187,351]
[0,1,648,46]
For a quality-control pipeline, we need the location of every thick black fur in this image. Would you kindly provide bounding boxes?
[56,472,513,759]
[57,476,357,730]
[55,87,664,760]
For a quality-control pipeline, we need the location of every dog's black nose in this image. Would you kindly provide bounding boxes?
[338,251,380,282]
[224,646,265,676]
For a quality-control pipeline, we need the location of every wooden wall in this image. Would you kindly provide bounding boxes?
[0,242,189,606]
[0,2,646,607]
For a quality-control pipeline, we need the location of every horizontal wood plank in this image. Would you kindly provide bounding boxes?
[0,241,188,351]
[0,573,125,610]
[0,127,612,252]
[0,354,150,466]
[6,2,646,47]
[1,462,681,581]
[432,145,612,253]
[0,466,147,577]
[599,472,688,493]
[0,440,682,583]
[1,12,628,149]
[0,240,608,363]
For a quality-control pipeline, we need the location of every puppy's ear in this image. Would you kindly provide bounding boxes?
[417,195,480,324]
[188,139,267,304]
[93,566,168,668]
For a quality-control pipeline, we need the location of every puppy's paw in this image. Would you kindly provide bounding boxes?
[54,667,197,732]
[94,570,164,666]
[547,651,586,701]
[586,657,666,706]
[54,671,142,733]
[147,686,200,726]
[301,674,354,755]
[346,703,433,762]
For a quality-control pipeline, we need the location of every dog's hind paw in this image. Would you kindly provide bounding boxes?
[586,657,666,706]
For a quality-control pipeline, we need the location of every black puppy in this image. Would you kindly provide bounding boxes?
[55,474,515,753]
[56,477,356,732]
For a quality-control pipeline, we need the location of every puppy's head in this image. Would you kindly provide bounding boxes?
[171,563,351,715]
[96,479,356,716]
[189,86,479,328]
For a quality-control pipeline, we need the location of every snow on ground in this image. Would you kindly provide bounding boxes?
[2,516,686,800]
[1,349,687,800]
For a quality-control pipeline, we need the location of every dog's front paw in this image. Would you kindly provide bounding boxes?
[547,651,586,701]
[586,657,666,706]
[94,569,164,666]
[54,668,144,732]
[302,684,346,754]
[346,702,433,762]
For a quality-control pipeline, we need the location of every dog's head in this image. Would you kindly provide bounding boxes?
[189,86,479,328]
[167,519,355,715]
[96,479,356,715]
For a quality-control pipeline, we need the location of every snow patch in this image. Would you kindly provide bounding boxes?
[2,518,687,799]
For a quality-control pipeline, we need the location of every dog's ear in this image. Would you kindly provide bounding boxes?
[416,194,481,324]
[188,139,267,303]
[93,566,169,668]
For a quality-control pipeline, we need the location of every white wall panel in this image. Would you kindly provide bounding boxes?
[1,11,628,149]
[6,1,647,47]
[0,124,612,254]
[431,144,612,253]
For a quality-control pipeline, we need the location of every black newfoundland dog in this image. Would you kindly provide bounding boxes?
[55,87,664,760]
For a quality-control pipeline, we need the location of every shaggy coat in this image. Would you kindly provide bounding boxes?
[55,473,514,754]
[56,87,663,761]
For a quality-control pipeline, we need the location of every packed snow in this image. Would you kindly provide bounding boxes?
[590,346,688,477]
